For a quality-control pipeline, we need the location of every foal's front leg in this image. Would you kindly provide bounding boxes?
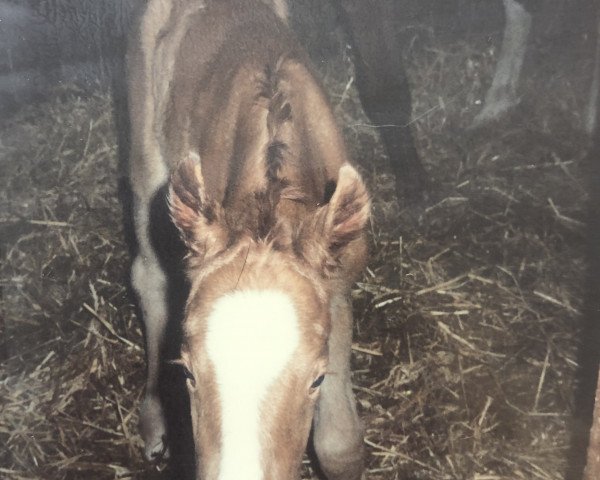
[313,293,364,480]
[131,192,170,460]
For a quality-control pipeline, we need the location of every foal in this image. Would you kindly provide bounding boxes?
[127,1,369,479]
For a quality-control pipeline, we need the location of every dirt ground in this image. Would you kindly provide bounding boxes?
[0,8,597,480]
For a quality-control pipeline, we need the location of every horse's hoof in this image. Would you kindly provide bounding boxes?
[140,394,169,461]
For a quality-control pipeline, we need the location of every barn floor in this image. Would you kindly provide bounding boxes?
[0,18,596,480]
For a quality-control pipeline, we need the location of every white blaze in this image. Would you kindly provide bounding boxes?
[205,290,300,480]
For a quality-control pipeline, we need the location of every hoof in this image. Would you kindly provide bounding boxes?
[140,394,169,461]
[145,436,170,461]
[471,96,518,129]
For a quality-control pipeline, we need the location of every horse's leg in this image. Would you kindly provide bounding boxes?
[313,293,364,480]
[336,0,428,203]
[585,8,600,134]
[131,183,170,460]
[259,0,289,22]
[126,2,175,459]
[473,0,532,126]
[129,100,170,461]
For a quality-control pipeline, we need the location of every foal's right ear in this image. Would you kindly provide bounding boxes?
[299,164,370,276]
[168,153,227,260]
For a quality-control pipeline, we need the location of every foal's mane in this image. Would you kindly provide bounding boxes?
[239,58,311,242]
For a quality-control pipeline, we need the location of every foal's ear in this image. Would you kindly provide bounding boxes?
[168,153,227,259]
[303,164,370,275]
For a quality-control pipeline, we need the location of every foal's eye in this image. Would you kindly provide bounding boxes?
[182,366,196,387]
[310,374,325,390]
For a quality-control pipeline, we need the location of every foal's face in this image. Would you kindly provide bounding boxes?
[179,254,330,480]
[168,159,370,480]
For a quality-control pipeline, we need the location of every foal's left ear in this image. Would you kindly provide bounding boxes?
[168,153,227,260]
[303,164,370,274]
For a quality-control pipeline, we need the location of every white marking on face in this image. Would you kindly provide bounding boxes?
[205,289,300,480]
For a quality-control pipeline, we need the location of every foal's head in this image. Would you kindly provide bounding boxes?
[168,157,369,480]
